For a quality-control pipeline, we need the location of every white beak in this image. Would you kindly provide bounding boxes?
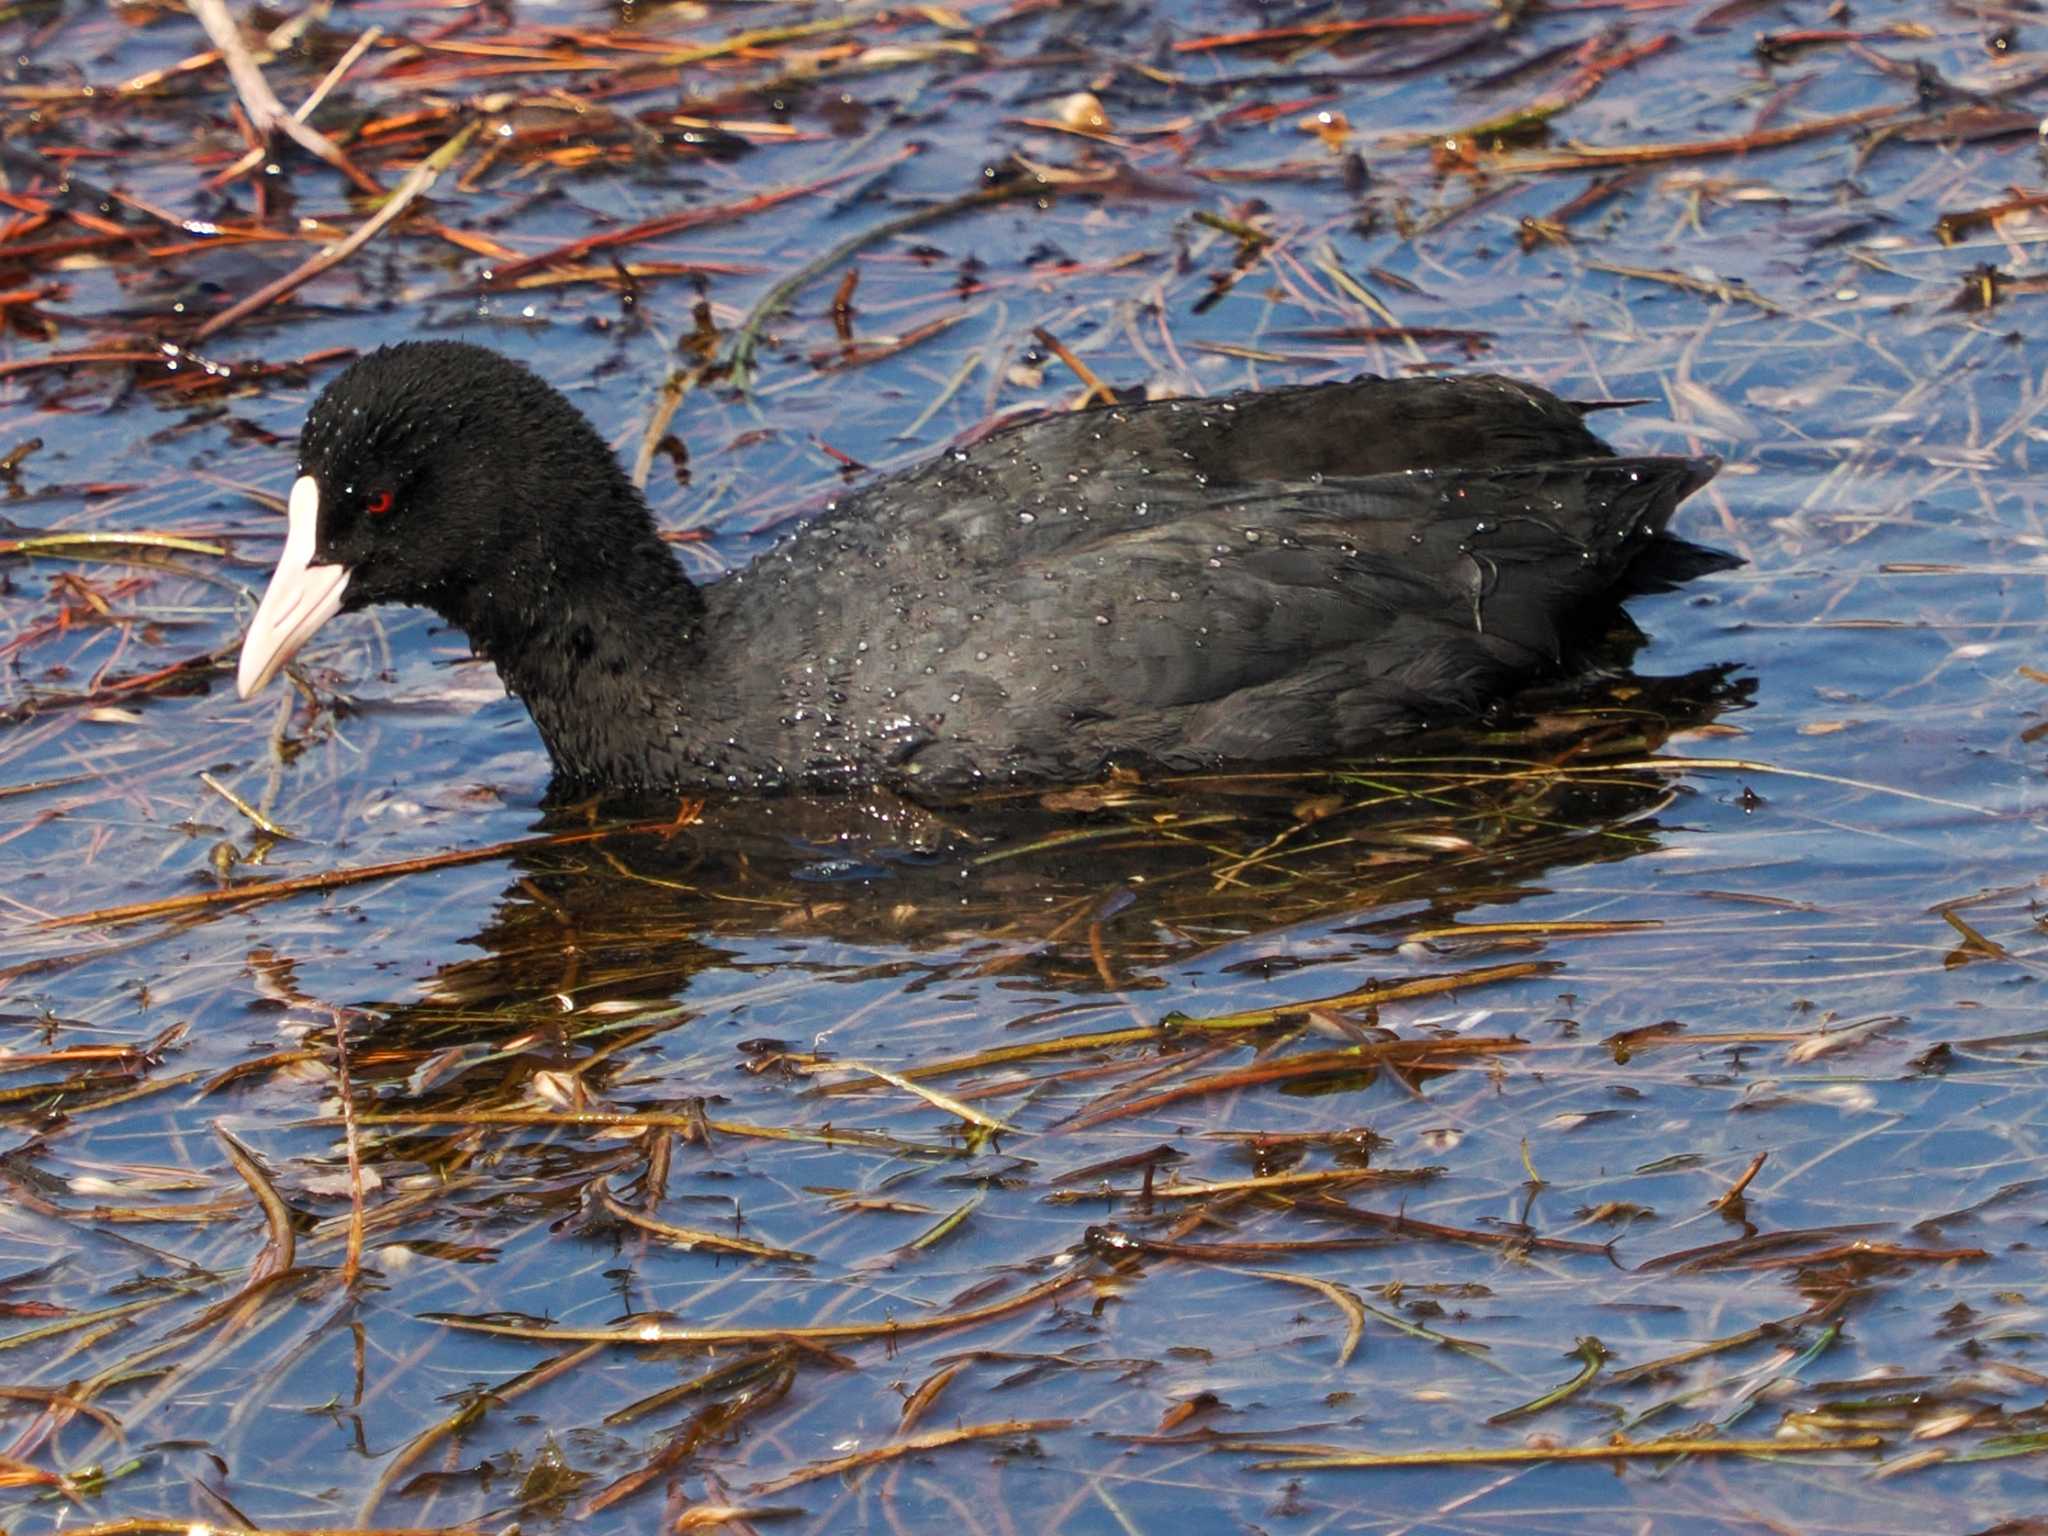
[236,475,351,699]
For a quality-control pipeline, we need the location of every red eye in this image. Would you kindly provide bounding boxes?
[364,490,394,516]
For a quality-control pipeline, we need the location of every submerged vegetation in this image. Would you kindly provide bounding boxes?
[1,0,2048,1531]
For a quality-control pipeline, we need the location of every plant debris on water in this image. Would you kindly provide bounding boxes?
[1,0,2047,1531]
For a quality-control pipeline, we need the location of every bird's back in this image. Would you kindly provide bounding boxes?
[696,375,1718,790]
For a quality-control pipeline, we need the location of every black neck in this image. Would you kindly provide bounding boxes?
[440,506,714,788]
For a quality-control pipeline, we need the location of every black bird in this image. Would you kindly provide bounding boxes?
[237,342,1722,795]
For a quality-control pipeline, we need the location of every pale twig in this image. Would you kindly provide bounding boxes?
[630,369,691,490]
[297,26,380,120]
[193,122,478,342]
[212,25,385,188]
[332,1008,365,1290]
[186,0,381,193]
[215,1124,294,1286]
[197,771,292,839]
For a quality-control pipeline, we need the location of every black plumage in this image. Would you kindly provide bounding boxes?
[238,341,1723,795]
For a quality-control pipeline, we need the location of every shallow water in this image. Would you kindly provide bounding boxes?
[4,0,2048,1531]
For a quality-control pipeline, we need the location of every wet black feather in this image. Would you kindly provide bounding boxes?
[293,342,1726,795]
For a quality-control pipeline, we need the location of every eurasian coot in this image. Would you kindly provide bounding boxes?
[236,342,1721,794]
